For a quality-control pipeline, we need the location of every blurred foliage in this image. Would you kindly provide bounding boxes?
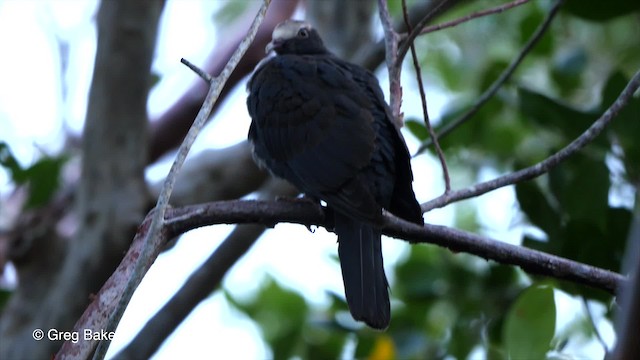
[503,285,556,360]
[223,1,639,359]
[0,141,68,208]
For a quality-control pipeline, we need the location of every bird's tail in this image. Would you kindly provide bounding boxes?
[335,213,390,329]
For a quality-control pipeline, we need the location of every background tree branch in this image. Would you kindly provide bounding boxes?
[91,2,273,358]
[0,1,164,358]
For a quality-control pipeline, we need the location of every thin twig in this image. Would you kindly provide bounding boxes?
[422,69,640,212]
[180,57,212,83]
[377,0,403,124]
[90,1,272,359]
[401,0,531,41]
[397,0,450,62]
[414,0,563,156]
[401,0,451,193]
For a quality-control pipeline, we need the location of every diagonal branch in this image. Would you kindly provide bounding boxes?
[89,2,273,359]
[421,68,640,212]
[113,179,296,359]
[415,0,563,156]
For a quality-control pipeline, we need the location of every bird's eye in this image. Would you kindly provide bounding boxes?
[297,28,309,38]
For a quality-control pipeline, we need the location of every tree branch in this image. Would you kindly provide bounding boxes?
[401,0,451,192]
[1,1,164,359]
[422,68,640,212]
[58,195,624,359]
[91,2,272,359]
[612,189,640,360]
[170,200,626,294]
[148,0,298,163]
[399,0,531,43]
[113,179,296,359]
[377,0,403,123]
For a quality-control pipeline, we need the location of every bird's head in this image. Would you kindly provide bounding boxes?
[266,20,328,55]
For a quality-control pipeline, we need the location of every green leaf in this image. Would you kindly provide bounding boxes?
[515,181,561,240]
[226,278,308,359]
[0,142,27,183]
[548,152,609,228]
[405,119,429,142]
[563,0,640,21]
[519,8,553,56]
[503,285,556,360]
[551,47,587,96]
[479,59,510,91]
[0,142,68,208]
[23,155,69,208]
[213,1,252,26]
[517,87,600,143]
[559,207,629,272]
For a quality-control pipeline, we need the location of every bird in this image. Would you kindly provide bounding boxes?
[246,20,424,329]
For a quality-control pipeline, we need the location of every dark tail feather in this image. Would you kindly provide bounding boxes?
[335,213,390,329]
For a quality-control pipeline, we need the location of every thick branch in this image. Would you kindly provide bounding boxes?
[0,2,164,360]
[59,196,624,359]
[166,200,624,293]
[114,179,296,359]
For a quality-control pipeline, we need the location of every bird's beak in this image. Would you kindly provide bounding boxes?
[265,39,282,54]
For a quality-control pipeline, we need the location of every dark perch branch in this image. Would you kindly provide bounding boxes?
[422,68,640,212]
[166,200,623,293]
[60,186,628,359]
[414,0,562,155]
[114,180,296,359]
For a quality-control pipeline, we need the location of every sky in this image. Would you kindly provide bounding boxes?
[0,1,613,359]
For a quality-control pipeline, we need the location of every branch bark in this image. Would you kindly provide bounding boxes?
[113,179,296,359]
[59,196,625,358]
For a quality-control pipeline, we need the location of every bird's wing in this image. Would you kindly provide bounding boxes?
[343,62,425,225]
[248,54,382,222]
